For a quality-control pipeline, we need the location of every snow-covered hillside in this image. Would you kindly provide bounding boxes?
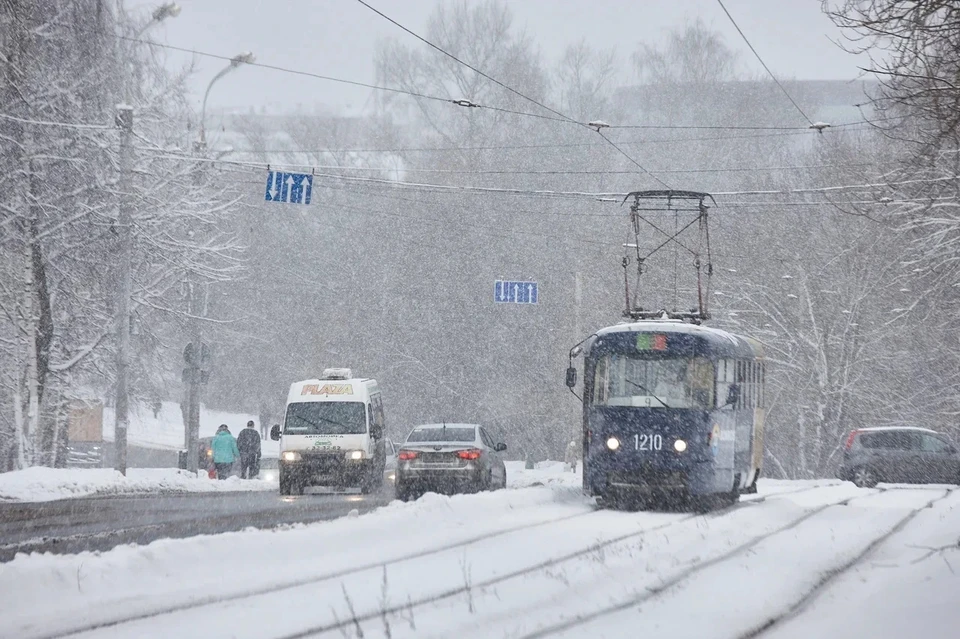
[100,400,279,457]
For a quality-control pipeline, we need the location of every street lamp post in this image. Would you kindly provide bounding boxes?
[182,51,254,474]
[113,3,180,476]
[196,52,255,151]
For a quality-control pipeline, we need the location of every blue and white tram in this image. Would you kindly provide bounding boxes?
[566,321,766,508]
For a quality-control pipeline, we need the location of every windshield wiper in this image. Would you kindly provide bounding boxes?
[316,415,351,429]
[294,416,353,432]
[624,378,672,409]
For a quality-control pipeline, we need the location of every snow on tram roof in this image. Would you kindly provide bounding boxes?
[855,426,940,434]
[591,320,763,358]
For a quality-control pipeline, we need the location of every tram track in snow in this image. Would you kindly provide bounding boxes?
[39,503,596,639]
[738,486,958,639]
[518,486,956,639]
[38,483,831,639]
[263,483,835,639]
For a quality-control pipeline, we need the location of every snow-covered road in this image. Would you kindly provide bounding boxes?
[2,467,957,639]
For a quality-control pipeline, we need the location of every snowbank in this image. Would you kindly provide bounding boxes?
[506,459,581,488]
[0,467,276,502]
[0,483,592,639]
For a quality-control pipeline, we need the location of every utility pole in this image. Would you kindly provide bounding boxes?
[182,325,208,474]
[111,3,181,476]
[114,104,134,476]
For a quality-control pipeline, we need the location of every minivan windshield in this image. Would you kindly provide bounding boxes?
[406,427,476,443]
[283,402,366,435]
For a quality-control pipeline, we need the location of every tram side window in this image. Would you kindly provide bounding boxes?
[736,361,746,407]
[733,360,764,410]
[717,359,733,408]
[593,356,608,404]
[758,363,765,408]
[744,362,752,408]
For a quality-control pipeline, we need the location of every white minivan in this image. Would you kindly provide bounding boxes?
[271,369,387,496]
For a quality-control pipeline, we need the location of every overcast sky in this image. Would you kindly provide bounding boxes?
[128,0,865,117]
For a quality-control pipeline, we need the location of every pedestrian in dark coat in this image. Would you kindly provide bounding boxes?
[237,420,262,479]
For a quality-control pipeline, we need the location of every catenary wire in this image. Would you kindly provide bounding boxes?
[716,0,815,126]
[352,0,672,189]
[142,146,960,201]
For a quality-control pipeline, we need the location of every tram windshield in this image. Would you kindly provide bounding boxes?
[592,355,715,409]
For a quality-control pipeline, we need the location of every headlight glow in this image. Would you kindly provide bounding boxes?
[606,437,620,451]
[348,450,364,460]
[281,451,301,462]
[674,438,688,452]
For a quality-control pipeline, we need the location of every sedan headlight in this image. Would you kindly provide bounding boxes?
[346,450,365,460]
[281,451,301,462]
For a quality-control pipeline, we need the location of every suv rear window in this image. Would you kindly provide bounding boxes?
[859,431,919,450]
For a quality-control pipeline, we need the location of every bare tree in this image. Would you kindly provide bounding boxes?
[0,2,246,469]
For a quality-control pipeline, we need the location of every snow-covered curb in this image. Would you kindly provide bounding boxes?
[0,467,276,502]
[0,460,576,503]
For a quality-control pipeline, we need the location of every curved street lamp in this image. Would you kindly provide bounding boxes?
[197,52,255,149]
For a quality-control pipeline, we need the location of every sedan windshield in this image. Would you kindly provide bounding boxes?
[406,427,476,443]
[283,402,366,435]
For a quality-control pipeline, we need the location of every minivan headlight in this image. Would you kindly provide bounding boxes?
[281,451,301,462]
[346,450,365,460]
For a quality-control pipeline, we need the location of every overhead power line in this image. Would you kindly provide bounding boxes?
[353,0,580,127]
[353,0,672,189]
[714,175,960,196]
[0,111,114,130]
[138,159,881,176]
[51,17,895,137]
[716,0,815,127]
[209,123,886,157]
[148,145,960,205]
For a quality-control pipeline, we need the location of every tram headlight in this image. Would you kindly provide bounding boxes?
[674,438,688,453]
[606,437,621,451]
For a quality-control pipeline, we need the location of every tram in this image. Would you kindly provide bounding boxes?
[564,190,766,509]
[567,320,765,508]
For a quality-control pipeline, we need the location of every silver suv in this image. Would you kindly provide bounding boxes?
[838,427,960,487]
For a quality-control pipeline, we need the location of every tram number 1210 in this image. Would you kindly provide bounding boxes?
[635,433,663,451]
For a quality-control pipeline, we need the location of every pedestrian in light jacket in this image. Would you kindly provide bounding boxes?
[211,424,240,480]
[237,420,262,479]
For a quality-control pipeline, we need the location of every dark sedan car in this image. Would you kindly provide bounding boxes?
[838,426,960,488]
[395,423,507,501]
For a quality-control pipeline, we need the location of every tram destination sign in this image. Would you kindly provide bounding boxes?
[636,333,668,351]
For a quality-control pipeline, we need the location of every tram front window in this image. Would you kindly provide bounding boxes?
[593,355,714,409]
